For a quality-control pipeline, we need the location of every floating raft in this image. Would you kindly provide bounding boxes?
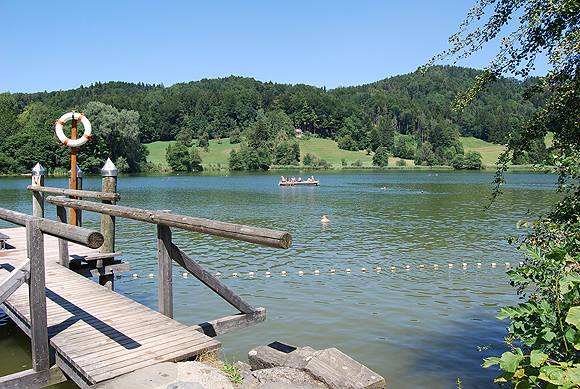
[278,181,320,187]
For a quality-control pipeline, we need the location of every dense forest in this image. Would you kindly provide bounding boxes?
[0,65,549,174]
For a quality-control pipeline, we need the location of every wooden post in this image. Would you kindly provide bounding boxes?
[57,205,69,268]
[31,163,45,218]
[68,164,82,227]
[26,218,49,373]
[70,114,77,226]
[100,158,117,289]
[157,210,173,318]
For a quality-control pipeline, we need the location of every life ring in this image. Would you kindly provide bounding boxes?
[55,112,92,147]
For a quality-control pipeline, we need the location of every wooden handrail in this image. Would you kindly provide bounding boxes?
[46,196,292,249]
[27,185,120,202]
[0,208,103,249]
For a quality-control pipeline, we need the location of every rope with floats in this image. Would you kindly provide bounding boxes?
[124,261,520,279]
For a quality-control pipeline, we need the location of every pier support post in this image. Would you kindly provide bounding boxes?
[68,164,82,227]
[31,163,45,218]
[57,206,69,268]
[100,158,117,289]
[26,218,49,373]
[157,210,173,318]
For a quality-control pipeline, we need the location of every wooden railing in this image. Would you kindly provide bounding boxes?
[1,176,292,387]
[26,180,292,335]
[0,209,104,388]
[28,184,120,288]
[44,195,291,335]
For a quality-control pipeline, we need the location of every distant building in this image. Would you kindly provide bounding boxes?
[295,129,303,138]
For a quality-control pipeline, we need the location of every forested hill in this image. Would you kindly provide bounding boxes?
[330,66,547,143]
[1,65,547,174]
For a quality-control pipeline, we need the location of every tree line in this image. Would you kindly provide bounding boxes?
[0,65,548,174]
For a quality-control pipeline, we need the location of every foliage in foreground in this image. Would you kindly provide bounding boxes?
[425,0,580,386]
[482,156,580,388]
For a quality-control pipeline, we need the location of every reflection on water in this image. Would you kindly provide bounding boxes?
[0,170,558,388]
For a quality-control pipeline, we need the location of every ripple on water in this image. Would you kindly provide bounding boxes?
[0,171,558,388]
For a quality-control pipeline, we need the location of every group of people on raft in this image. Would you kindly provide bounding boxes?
[280,175,315,186]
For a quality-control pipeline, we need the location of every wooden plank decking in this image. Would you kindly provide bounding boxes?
[0,227,221,388]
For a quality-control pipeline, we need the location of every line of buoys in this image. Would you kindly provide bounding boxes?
[126,262,518,279]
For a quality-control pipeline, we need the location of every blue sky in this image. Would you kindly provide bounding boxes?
[1,1,549,94]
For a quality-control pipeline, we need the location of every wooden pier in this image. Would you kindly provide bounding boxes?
[0,167,292,388]
[0,226,221,387]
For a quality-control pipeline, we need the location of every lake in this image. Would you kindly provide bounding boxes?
[0,169,558,388]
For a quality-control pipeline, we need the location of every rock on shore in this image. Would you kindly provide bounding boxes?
[94,341,385,389]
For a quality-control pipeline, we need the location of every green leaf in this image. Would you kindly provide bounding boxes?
[508,270,532,284]
[515,379,532,389]
[560,274,580,294]
[529,350,548,367]
[497,306,525,320]
[500,350,525,373]
[565,306,580,328]
[566,365,580,384]
[539,365,567,385]
[483,357,501,368]
[573,330,580,351]
[494,371,513,383]
[547,248,567,262]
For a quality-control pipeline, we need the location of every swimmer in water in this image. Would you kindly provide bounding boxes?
[321,215,330,223]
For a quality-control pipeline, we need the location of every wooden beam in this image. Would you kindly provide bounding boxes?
[157,212,173,318]
[26,219,50,373]
[0,365,67,389]
[70,261,130,278]
[99,175,118,290]
[45,197,292,249]
[170,243,256,314]
[27,185,120,202]
[0,259,30,304]
[56,205,69,268]
[191,307,266,337]
[0,208,103,249]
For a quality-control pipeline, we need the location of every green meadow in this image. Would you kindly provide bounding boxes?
[145,136,518,170]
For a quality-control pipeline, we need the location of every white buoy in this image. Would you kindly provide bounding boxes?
[477,263,482,267]
[281,271,287,276]
[148,273,154,278]
[448,264,453,268]
[492,262,497,267]
[419,264,425,268]
[519,262,524,267]
[249,272,255,277]
[462,263,467,267]
[183,272,188,278]
[391,266,396,270]
[314,270,320,274]
[361,268,367,272]
[298,271,304,275]
[266,271,271,276]
[330,269,336,273]
[434,264,439,268]
[232,273,238,277]
[216,272,222,277]
[376,267,382,272]
[405,265,411,270]
[505,262,510,267]
[132,273,138,278]
[346,268,351,273]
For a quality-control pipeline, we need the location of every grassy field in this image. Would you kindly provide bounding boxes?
[460,137,506,165]
[145,136,507,170]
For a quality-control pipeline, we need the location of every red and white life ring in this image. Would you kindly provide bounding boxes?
[55,112,92,147]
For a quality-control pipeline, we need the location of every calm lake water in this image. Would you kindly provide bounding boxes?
[0,170,558,388]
